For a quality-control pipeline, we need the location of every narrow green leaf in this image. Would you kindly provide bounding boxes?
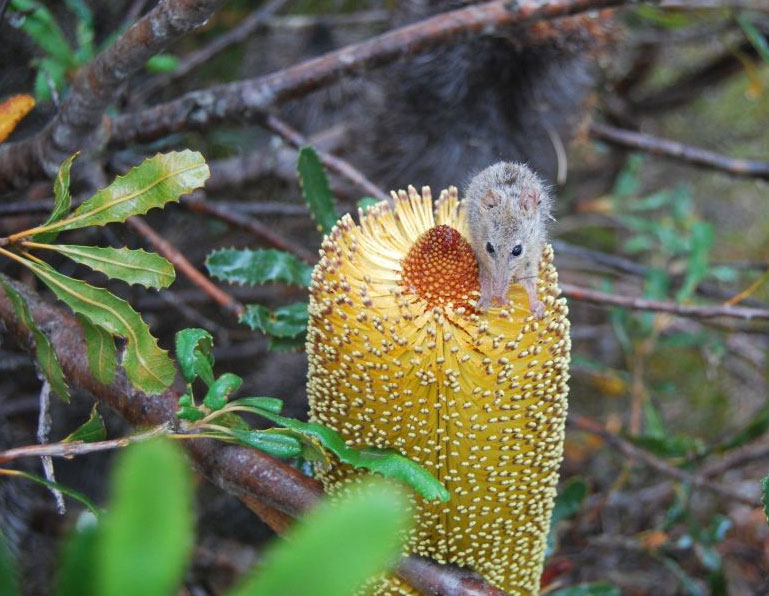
[10,0,76,66]
[548,583,621,596]
[227,429,304,459]
[174,328,215,386]
[240,302,308,338]
[206,248,312,288]
[78,315,117,385]
[98,439,193,596]
[5,469,99,516]
[31,151,209,236]
[63,403,106,443]
[41,245,176,289]
[228,396,284,414]
[34,152,77,243]
[0,531,19,596]
[0,277,70,402]
[56,516,99,596]
[738,14,769,65]
[176,393,205,422]
[297,146,338,234]
[24,260,174,395]
[230,480,411,596]
[677,221,713,302]
[762,475,769,527]
[202,372,243,411]
[243,406,448,502]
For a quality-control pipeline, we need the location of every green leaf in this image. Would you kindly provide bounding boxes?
[0,277,70,402]
[240,406,449,502]
[357,197,379,214]
[98,439,193,596]
[716,403,769,453]
[230,480,411,596]
[78,315,117,385]
[546,476,588,556]
[228,396,284,414]
[145,54,179,73]
[226,429,304,459]
[34,152,77,243]
[202,372,243,411]
[40,245,176,289]
[548,583,621,596]
[0,531,19,596]
[206,248,312,288]
[297,146,338,234]
[268,333,306,352]
[176,394,205,422]
[174,328,215,386]
[29,151,209,237]
[762,475,769,527]
[240,302,308,338]
[24,260,174,395]
[738,14,769,65]
[5,469,99,516]
[63,403,106,443]
[10,0,76,66]
[56,516,99,596]
[677,221,713,302]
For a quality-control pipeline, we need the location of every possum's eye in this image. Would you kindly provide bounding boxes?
[512,245,523,257]
[486,242,495,255]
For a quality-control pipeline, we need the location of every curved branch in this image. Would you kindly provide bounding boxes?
[0,274,506,596]
[0,0,227,191]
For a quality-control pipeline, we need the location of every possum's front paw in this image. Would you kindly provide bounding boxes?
[529,298,545,319]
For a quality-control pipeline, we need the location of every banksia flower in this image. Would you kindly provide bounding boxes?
[307,186,570,594]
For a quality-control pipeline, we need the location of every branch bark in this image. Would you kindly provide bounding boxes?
[0,0,227,191]
[0,274,507,596]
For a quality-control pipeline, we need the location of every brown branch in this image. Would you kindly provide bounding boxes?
[261,114,390,202]
[701,442,769,478]
[0,275,506,596]
[126,217,245,318]
[561,282,769,321]
[568,415,759,507]
[589,122,769,181]
[0,0,227,192]
[109,0,655,148]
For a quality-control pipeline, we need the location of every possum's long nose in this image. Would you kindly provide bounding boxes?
[489,265,513,305]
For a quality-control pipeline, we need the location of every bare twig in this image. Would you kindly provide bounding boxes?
[110,0,657,147]
[36,381,65,514]
[701,442,769,478]
[589,122,769,181]
[561,282,769,321]
[661,0,769,10]
[261,113,390,202]
[127,217,245,317]
[0,274,510,596]
[0,0,228,191]
[569,415,759,507]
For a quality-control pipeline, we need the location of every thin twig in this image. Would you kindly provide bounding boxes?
[589,122,769,181]
[126,217,245,317]
[569,415,759,507]
[561,282,769,321]
[261,114,390,202]
[109,0,658,147]
[701,442,769,479]
[36,381,65,514]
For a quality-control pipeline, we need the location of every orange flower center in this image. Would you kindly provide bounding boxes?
[400,224,480,311]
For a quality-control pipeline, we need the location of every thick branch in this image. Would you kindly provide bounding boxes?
[0,274,505,596]
[0,0,226,191]
[110,0,652,147]
[589,122,769,181]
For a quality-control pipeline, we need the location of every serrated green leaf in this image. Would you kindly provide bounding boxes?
[548,583,621,596]
[24,260,174,395]
[37,245,176,289]
[78,315,117,385]
[240,302,308,338]
[230,480,411,596]
[242,405,448,502]
[145,53,179,73]
[268,333,306,353]
[228,396,284,414]
[57,518,98,596]
[0,277,70,402]
[202,372,242,411]
[63,403,106,443]
[0,531,19,596]
[206,248,312,288]
[34,152,77,243]
[227,429,304,459]
[297,146,338,234]
[98,439,193,596]
[23,151,208,238]
[174,328,215,386]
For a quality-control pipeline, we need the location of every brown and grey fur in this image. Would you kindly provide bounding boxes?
[466,162,552,317]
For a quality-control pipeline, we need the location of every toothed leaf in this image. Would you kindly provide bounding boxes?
[206,248,312,288]
[34,152,77,243]
[78,315,117,385]
[63,403,106,443]
[240,302,308,338]
[297,146,338,234]
[174,328,215,386]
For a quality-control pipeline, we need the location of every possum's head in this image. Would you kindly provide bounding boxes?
[466,162,551,304]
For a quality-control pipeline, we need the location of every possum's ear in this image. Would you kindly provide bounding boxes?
[481,189,501,209]
[520,187,539,212]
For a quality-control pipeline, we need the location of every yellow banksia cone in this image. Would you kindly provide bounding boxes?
[307,186,571,595]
